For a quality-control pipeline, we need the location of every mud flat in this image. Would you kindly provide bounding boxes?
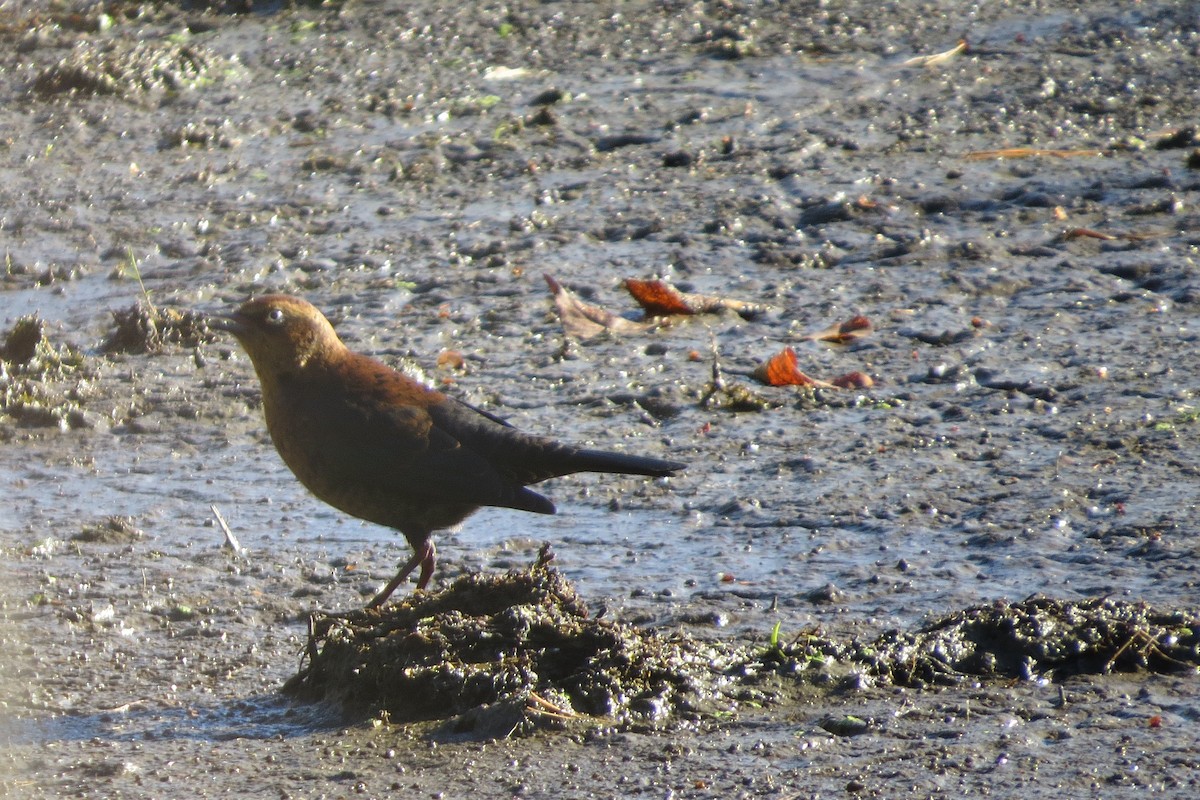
[2,1,1199,797]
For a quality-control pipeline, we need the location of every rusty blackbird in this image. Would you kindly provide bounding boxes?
[210,295,684,607]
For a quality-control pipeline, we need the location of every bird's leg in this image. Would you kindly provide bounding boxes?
[367,539,434,608]
[415,540,436,590]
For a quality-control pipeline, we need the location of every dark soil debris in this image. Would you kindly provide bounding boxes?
[73,515,142,544]
[30,39,217,97]
[102,302,213,354]
[756,597,1200,690]
[284,557,738,734]
[0,315,94,429]
[0,316,44,366]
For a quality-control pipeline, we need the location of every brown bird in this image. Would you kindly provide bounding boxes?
[210,294,684,607]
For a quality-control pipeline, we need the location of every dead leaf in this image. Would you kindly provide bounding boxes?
[622,278,696,316]
[804,315,873,344]
[752,347,837,388]
[544,274,653,339]
[624,278,771,320]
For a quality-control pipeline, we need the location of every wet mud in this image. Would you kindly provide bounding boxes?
[2,0,1200,798]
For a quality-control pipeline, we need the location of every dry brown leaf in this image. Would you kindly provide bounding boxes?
[544,274,653,339]
[804,315,874,344]
[623,278,696,316]
[624,278,771,320]
[752,347,837,388]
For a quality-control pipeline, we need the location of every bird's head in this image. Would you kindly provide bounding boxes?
[209,295,345,377]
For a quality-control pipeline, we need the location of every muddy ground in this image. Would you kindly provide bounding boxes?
[2,1,1200,798]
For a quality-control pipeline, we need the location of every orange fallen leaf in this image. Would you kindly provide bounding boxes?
[544,274,654,339]
[623,278,695,316]
[753,347,837,388]
[624,278,771,320]
[804,315,874,344]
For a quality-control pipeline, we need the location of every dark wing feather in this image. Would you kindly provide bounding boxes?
[279,375,548,512]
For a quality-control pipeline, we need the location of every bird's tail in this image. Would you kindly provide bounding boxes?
[570,449,685,478]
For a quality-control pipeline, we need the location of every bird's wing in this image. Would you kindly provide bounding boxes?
[286,378,549,512]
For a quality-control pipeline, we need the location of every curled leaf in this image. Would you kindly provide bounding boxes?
[805,315,873,344]
[622,278,695,316]
[544,274,654,339]
[752,347,837,388]
[624,278,771,320]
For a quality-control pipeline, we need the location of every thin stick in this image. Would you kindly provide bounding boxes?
[210,503,243,554]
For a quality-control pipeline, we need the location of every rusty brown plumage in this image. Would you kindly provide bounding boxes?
[210,294,684,607]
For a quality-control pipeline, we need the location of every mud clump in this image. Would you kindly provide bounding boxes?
[0,316,43,365]
[73,515,143,544]
[30,39,218,97]
[873,596,1200,685]
[284,556,738,735]
[756,596,1200,690]
[101,302,213,354]
[0,315,95,429]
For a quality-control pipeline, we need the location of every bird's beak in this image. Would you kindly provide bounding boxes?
[206,313,247,337]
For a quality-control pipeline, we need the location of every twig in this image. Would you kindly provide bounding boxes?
[210,503,243,554]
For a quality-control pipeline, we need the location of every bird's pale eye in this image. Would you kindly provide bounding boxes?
[266,308,286,325]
